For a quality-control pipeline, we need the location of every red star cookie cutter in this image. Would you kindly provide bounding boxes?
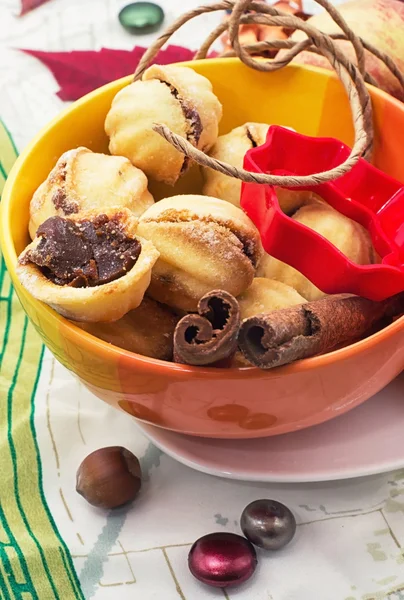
[241,126,404,301]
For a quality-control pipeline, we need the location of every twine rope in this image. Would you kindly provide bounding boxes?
[133,0,403,187]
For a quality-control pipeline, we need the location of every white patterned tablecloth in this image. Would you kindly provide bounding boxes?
[1,1,404,599]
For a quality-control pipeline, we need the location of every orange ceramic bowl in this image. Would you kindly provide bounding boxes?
[1,59,404,439]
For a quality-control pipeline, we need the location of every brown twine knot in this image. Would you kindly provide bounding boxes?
[133,0,404,187]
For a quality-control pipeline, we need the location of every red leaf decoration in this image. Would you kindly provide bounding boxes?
[20,0,52,16]
[21,45,214,101]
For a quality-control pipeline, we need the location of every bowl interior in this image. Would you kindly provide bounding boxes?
[2,58,404,375]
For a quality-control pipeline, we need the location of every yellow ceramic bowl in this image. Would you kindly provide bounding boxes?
[2,59,404,439]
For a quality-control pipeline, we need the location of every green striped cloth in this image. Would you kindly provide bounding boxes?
[0,119,84,599]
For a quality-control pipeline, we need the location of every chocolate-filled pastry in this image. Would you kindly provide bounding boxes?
[202,123,269,207]
[17,208,159,323]
[257,202,377,301]
[77,297,179,360]
[137,194,263,311]
[201,123,316,214]
[105,64,223,185]
[29,147,154,239]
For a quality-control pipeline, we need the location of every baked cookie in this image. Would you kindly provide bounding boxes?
[257,202,377,300]
[77,297,179,361]
[137,194,263,311]
[105,64,223,185]
[238,277,306,320]
[201,122,315,214]
[17,208,159,322]
[29,147,154,239]
[202,123,269,207]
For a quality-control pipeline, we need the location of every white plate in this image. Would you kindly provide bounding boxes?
[137,373,404,483]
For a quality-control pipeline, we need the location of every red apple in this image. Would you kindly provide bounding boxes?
[284,0,404,101]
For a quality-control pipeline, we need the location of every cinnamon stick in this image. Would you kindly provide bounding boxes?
[173,290,240,366]
[238,293,404,369]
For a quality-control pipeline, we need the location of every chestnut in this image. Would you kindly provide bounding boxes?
[76,446,142,509]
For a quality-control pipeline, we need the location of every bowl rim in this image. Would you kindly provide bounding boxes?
[2,58,404,379]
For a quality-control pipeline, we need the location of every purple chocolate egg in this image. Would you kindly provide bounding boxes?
[188,532,257,588]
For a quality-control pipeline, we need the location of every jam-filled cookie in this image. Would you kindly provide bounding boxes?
[77,297,179,361]
[202,122,320,214]
[29,147,154,239]
[17,208,159,322]
[137,194,263,311]
[105,64,223,185]
[257,202,377,300]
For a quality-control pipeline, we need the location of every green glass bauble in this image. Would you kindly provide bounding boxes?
[119,2,165,34]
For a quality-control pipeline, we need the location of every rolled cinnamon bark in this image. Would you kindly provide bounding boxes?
[173,290,240,366]
[238,293,404,369]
